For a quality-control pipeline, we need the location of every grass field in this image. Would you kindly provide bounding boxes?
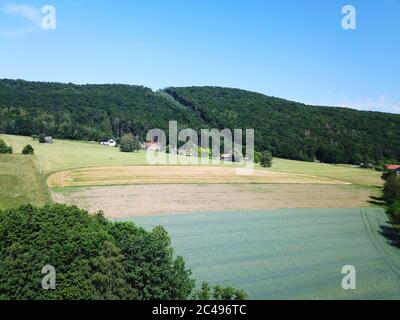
[0,154,49,208]
[123,208,400,299]
[270,158,383,187]
[0,134,148,174]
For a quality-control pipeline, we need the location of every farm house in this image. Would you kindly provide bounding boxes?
[100,139,117,147]
[386,164,400,175]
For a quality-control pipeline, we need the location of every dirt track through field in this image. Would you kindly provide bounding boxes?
[52,184,370,218]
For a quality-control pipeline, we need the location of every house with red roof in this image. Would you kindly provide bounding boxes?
[386,164,400,175]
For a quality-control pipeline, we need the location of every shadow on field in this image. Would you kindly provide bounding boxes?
[368,195,386,206]
[380,225,400,249]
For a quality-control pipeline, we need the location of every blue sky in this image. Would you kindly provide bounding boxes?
[0,0,399,113]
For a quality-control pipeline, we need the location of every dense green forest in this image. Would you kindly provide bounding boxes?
[0,79,206,142]
[1,79,400,164]
[166,87,400,164]
[0,204,246,300]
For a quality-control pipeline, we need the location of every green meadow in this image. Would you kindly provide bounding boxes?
[125,208,400,300]
[0,154,49,208]
[0,134,148,174]
[270,158,383,187]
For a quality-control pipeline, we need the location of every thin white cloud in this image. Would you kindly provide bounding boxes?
[336,95,400,114]
[2,3,41,25]
[0,3,42,37]
[304,91,400,114]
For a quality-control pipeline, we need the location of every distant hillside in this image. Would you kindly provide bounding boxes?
[0,79,206,141]
[165,87,400,163]
[0,79,400,164]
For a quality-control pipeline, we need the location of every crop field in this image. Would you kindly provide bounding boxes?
[122,208,400,300]
[47,165,348,188]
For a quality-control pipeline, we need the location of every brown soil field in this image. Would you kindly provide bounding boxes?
[47,165,349,188]
[51,184,370,218]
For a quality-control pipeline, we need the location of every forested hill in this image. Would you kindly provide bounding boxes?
[1,79,400,164]
[0,79,206,141]
[165,87,400,163]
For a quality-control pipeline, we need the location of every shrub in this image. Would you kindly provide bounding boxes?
[254,151,262,164]
[119,134,140,153]
[0,139,12,154]
[260,151,273,168]
[193,282,247,300]
[388,200,400,225]
[38,134,46,143]
[382,170,397,182]
[22,144,34,155]
[374,160,386,172]
[213,285,248,300]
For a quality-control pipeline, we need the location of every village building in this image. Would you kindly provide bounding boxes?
[221,153,234,162]
[142,142,161,151]
[386,164,400,175]
[100,139,116,147]
[44,136,53,144]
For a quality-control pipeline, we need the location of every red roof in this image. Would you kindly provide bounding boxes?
[386,165,400,170]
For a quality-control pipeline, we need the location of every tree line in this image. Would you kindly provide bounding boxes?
[382,171,400,225]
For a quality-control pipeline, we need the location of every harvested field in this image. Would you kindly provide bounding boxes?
[52,183,371,218]
[47,165,349,188]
